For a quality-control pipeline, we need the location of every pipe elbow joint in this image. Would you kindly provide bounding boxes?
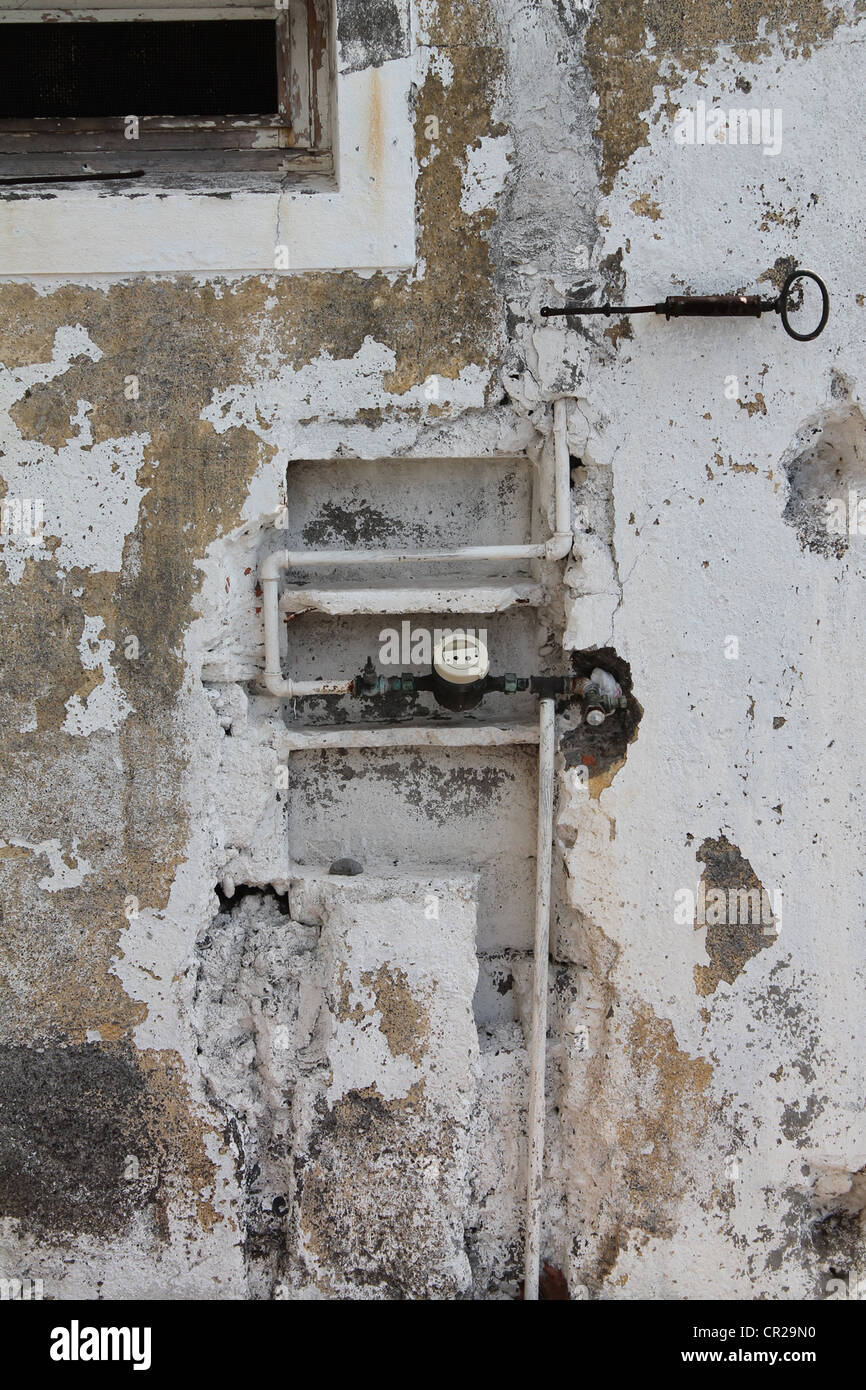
[545,533,574,561]
[261,549,290,583]
[262,671,292,698]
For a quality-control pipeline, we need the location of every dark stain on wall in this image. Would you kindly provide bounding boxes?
[294,1081,463,1297]
[337,0,411,73]
[0,1041,219,1242]
[692,834,776,996]
[301,499,420,547]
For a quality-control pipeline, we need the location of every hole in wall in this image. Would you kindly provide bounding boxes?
[806,1161,866,1272]
[562,647,642,780]
[782,400,866,559]
[193,886,317,1298]
[212,880,289,916]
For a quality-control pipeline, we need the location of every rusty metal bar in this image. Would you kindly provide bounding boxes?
[541,268,829,341]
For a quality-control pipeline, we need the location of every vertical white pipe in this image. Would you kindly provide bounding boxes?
[524,696,555,1299]
[261,552,352,697]
[262,574,288,694]
[553,397,571,540]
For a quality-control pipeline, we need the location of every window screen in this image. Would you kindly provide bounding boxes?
[0,20,280,120]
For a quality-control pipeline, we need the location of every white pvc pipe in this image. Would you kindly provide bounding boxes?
[261,561,292,696]
[279,579,547,617]
[268,541,566,569]
[524,697,555,1301]
[288,678,354,697]
[553,398,572,539]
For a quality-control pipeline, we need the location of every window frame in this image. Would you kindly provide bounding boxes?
[0,2,333,185]
[0,0,418,276]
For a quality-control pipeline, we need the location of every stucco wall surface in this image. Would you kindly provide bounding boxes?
[0,0,864,1299]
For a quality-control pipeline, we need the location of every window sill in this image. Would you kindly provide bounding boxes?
[0,152,335,194]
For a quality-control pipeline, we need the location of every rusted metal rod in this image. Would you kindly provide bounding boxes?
[542,268,829,341]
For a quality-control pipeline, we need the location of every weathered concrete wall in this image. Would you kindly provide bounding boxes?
[1,0,865,1299]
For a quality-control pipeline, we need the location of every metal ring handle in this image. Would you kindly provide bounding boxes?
[779,269,829,341]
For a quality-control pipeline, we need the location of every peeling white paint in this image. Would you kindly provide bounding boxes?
[460,134,513,216]
[62,616,134,737]
[202,336,491,456]
[0,326,149,581]
[0,836,93,892]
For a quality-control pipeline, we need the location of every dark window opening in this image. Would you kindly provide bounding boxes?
[0,3,333,189]
[0,21,279,121]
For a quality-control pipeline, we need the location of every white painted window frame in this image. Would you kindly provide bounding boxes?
[0,0,417,275]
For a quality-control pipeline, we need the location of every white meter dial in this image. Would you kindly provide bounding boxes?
[433,631,490,685]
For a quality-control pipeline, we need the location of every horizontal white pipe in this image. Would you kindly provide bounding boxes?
[279,579,547,617]
[524,697,555,1301]
[265,675,354,698]
[277,721,541,752]
[287,678,354,697]
[265,541,568,574]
